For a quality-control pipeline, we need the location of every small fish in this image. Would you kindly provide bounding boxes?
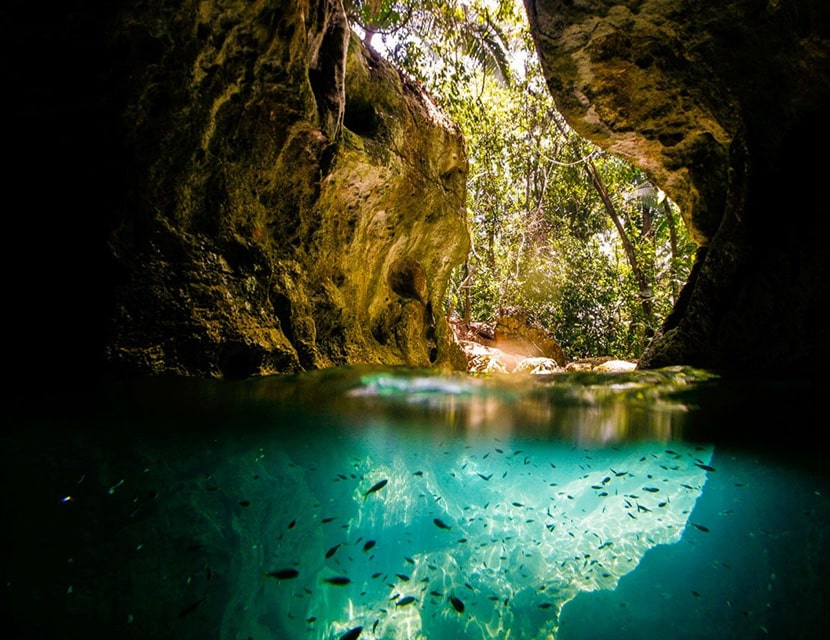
[239,500,251,507]
[287,519,296,529]
[643,487,660,493]
[396,596,416,606]
[414,470,424,476]
[363,479,388,496]
[363,540,376,552]
[695,463,716,472]
[339,626,363,640]
[177,596,206,618]
[323,576,351,586]
[321,516,337,523]
[307,616,317,623]
[538,602,553,609]
[325,543,341,559]
[266,568,299,580]
[691,523,710,532]
[433,518,452,530]
[512,502,524,507]
[396,573,410,581]
[449,594,465,613]
[478,473,493,481]
[404,556,415,564]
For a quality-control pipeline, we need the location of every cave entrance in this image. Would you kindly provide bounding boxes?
[347,1,696,369]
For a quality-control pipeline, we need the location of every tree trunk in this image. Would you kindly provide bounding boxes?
[464,258,472,326]
[662,198,680,302]
[584,158,654,336]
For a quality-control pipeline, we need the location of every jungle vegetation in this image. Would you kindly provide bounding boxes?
[346,0,697,361]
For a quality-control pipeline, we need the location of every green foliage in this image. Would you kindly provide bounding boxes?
[347,1,411,38]
[347,1,697,361]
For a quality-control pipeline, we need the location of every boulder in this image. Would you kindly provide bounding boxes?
[513,357,563,375]
[593,359,637,373]
[495,307,567,366]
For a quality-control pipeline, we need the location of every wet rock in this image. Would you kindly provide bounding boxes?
[513,357,563,375]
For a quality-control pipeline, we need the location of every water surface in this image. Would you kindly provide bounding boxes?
[4,366,828,639]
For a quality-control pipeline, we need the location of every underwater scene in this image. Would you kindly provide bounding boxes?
[4,366,829,640]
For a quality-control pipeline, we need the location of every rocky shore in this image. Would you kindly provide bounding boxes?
[450,316,637,375]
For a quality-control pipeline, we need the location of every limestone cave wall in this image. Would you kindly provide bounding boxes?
[87,0,470,378]
[525,0,830,372]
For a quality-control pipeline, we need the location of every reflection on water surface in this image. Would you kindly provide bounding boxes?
[229,365,719,444]
[4,366,828,640]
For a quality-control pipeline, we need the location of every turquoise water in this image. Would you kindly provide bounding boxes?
[4,366,828,639]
